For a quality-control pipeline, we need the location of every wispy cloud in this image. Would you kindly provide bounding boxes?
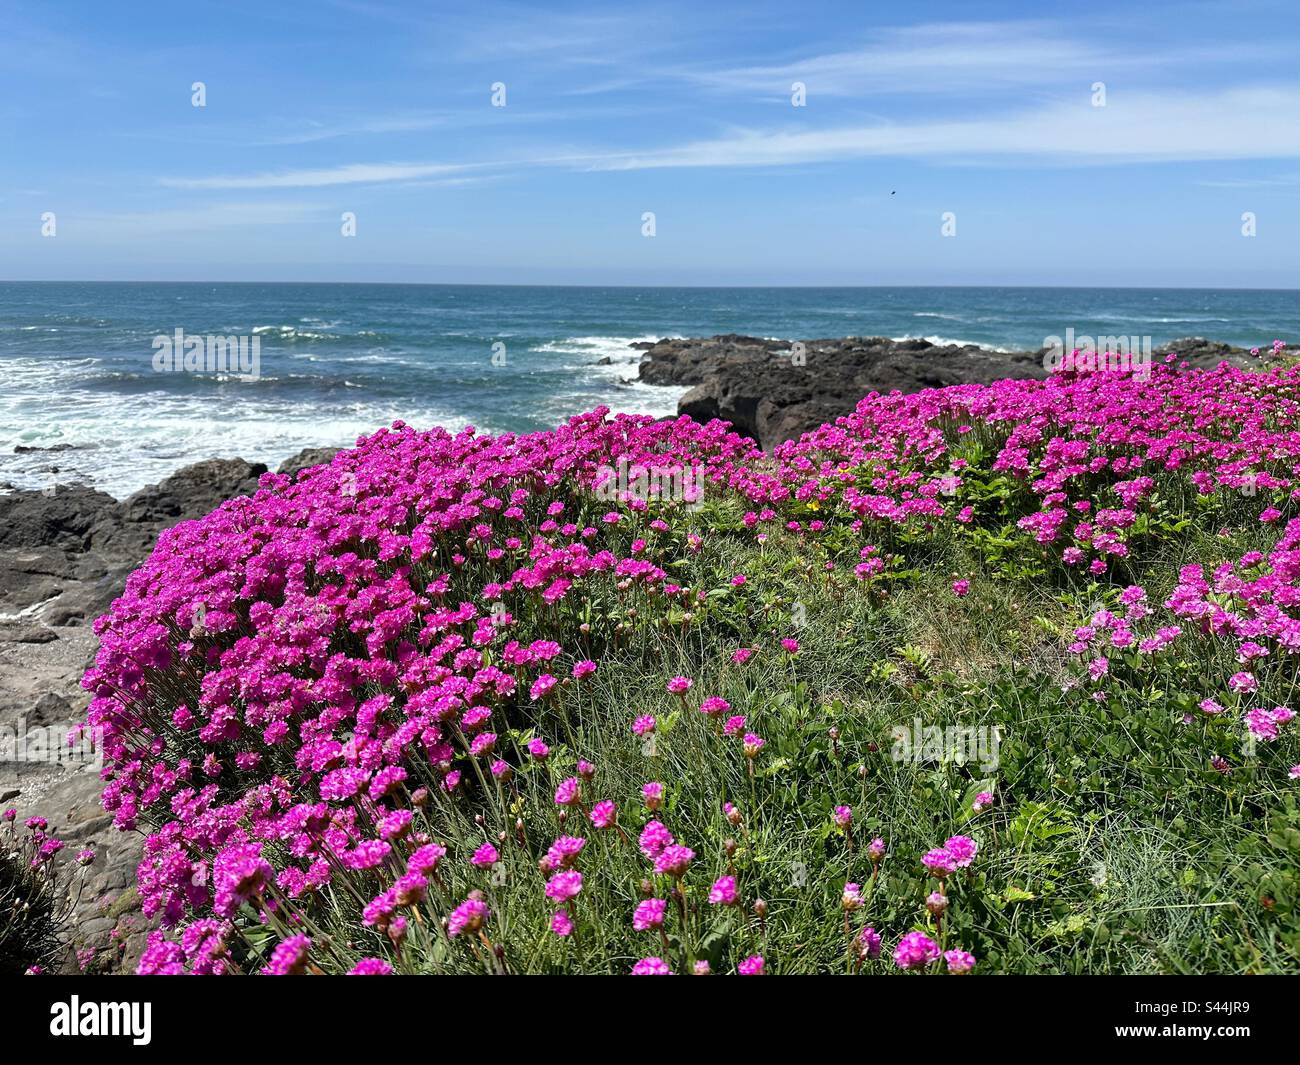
[687,20,1274,98]
[159,162,489,190]
[255,112,448,145]
[584,86,1300,169]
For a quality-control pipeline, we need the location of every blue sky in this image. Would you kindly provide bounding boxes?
[2,0,1298,286]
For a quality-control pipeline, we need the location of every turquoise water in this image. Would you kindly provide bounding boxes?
[1,282,1296,496]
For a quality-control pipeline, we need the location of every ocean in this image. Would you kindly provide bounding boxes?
[2,282,1296,498]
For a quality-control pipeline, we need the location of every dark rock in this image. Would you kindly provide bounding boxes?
[0,485,118,552]
[30,692,72,727]
[278,447,340,478]
[640,335,1046,449]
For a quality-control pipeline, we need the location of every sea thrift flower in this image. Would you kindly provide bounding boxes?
[348,958,393,975]
[699,696,730,717]
[447,896,490,937]
[550,910,574,937]
[867,838,886,862]
[859,926,882,960]
[590,800,617,829]
[527,738,550,761]
[554,777,581,806]
[633,898,668,930]
[952,579,970,597]
[667,676,693,695]
[632,715,656,736]
[922,848,958,878]
[742,733,765,758]
[654,844,695,877]
[723,715,747,736]
[708,876,739,905]
[944,949,976,974]
[781,639,800,654]
[631,957,672,975]
[545,836,586,869]
[731,648,753,664]
[893,931,941,969]
[842,883,863,911]
[738,954,765,975]
[833,805,853,828]
[545,870,583,902]
[642,781,665,810]
[944,835,978,867]
[471,843,499,867]
[693,960,712,975]
[639,821,674,858]
[261,934,311,976]
[972,791,994,812]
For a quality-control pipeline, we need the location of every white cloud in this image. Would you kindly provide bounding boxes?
[159,162,486,190]
[585,86,1300,169]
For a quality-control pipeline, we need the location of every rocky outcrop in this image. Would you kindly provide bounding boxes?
[637,334,1268,450]
[278,446,341,479]
[637,335,1046,449]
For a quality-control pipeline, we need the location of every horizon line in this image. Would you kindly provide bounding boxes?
[2,279,1298,293]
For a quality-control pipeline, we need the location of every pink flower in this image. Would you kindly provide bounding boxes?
[951,579,969,597]
[944,835,978,867]
[554,777,581,806]
[572,659,597,679]
[447,896,490,937]
[642,781,665,810]
[667,676,693,695]
[470,842,498,867]
[731,648,754,664]
[922,848,957,878]
[639,820,674,858]
[1228,672,1258,694]
[723,714,747,736]
[590,800,617,829]
[972,791,994,812]
[348,958,393,975]
[832,805,853,828]
[858,926,882,959]
[737,954,765,975]
[545,836,586,869]
[545,870,583,902]
[550,910,574,937]
[893,931,940,969]
[633,898,667,930]
[530,674,558,700]
[742,733,765,758]
[708,876,738,905]
[527,738,550,761]
[781,639,800,654]
[631,956,672,975]
[654,844,695,877]
[944,949,976,974]
[632,715,656,736]
[699,696,730,717]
